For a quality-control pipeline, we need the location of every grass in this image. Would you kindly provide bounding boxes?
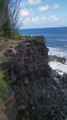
[0,69,8,100]
[0,56,9,64]
[0,32,23,40]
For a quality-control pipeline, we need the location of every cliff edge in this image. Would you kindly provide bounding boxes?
[1,36,67,120]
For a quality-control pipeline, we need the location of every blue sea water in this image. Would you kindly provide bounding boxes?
[20,27,67,52]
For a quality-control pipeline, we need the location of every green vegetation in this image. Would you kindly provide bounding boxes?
[9,32,23,40]
[0,0,11,37]
[0,69,8,100]
[0,56,9,64]
[0,0,22,39]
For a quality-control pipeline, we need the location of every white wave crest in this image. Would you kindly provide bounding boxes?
[48,47,67,75]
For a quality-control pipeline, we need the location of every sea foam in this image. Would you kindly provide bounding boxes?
[48,47,67,75]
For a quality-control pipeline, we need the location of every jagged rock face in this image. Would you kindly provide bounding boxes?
[15,37,49,76]
[3,37,67,120]
[49,55,66,64]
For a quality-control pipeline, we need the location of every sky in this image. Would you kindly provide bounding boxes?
[19,0,67,29]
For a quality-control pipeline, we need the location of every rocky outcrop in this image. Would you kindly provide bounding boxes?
[49,55,66,64]
[2,36,67,120]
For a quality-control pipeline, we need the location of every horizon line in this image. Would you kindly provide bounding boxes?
[20,26,67,30]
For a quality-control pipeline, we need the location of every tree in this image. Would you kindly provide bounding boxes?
[9,0,22,33]
[0,0,10,37]
[0,0,21,38]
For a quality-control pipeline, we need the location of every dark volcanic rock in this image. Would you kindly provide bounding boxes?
[4,49,14,57]
[49,55,66,64]
[3,36,67,120]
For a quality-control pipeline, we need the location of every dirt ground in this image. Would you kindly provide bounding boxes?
[0,40,21,57]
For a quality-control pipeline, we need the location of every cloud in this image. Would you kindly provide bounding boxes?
[21,15,58,28]
[28,0,41,5]
[23,15,58,26]
[48,15,58,22]
[20,9,33,17]
[41,16,46,21]
[52,3,60,9]
[31,16,47,24]
[23,17,30,24]
[32,17,39,23]
[38,5,49,11]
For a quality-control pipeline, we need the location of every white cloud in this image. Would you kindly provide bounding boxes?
[28,0,41,5]
[52,3,60,9]
[20,9,33,17]
[48,15,58,22]
[38,5,49,11]
[23,15,58,26]
[31,16,47,24]
[32,16,39,23]
[23,17,30,24]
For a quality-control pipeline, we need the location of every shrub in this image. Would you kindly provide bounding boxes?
[0,69,8,100]
[11,33,23,40]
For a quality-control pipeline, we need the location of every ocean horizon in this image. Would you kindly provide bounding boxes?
[20,26,67,30]
[20,27,67,52]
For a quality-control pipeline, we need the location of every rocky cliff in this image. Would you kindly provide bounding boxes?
[1,36,67,120]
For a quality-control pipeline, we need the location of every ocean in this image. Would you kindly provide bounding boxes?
[20,27,67,52]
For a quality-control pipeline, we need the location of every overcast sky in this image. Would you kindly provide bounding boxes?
[19,0,67,29]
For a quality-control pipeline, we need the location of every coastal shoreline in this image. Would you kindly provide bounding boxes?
[48,47,67,75]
